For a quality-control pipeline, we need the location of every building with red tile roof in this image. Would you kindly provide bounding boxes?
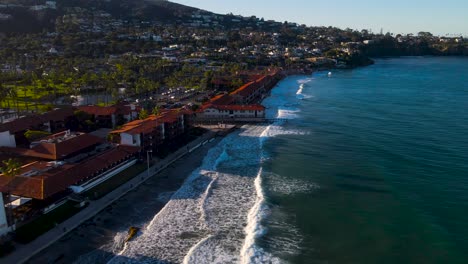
[77,103,140,128]
[0,146,139,200]
[0,131,103,160]
[77,106,117,116]
[0,107,75,148]
[197,104,265,120]
[110,108,193,152]
[196,71,281,122]
[208,93,234,105]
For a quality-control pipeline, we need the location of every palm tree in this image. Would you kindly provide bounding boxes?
[148,80,160,99]
[152,105,160,115]
[31,72,42,112]
[87,72,99,105]
[103,73,117,106]
[8,88,19,118]
[135,78,148,100]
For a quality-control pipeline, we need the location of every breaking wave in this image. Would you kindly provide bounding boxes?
[105,76,315,264]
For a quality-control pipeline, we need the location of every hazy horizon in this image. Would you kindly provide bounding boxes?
[172,0,468,37]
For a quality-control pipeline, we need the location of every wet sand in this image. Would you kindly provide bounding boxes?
[28,137,223,264]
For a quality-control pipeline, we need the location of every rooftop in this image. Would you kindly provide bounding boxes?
[0,131,104,160]
[0,107,75,134]
[0,145,139,199]
[205,104,265,111]
[111,108,192,135]
[77,105,117,116]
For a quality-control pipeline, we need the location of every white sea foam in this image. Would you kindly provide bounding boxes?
[296,83,305,95]
[240,168,281,264]
[296,78,316,100]
[297,78,312,84]
[266,172,320,195]
[264,214,304,259]
[106,76,316,264]
[108,125,269,264]
[199,171,218,228]
[296,84,307,100]
[277,108,300,119]
[110,231,128,254]
[235,125,278,264]
[182,234,214,264]
[262,125,310,138]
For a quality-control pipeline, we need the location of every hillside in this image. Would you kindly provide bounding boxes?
[0,0,206,33]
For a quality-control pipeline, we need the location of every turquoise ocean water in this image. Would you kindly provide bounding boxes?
[259,57,468,264]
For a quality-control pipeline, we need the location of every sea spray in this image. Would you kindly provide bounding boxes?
[296,83,304,95]
[109,77,311,263]
[111,231,128,253]
[240,168,268,264]
[276,108,300,119]
[108,142,227,263]
[109,126,266,263]
[198,147,229,228]
[237,87,310,263]
[265,171,320,196]
[296,78,316,100]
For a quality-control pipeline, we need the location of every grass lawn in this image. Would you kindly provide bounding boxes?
[14,201,84,244]
[0,98,50,112]
[1,84,70,112]
[84,163,147,200]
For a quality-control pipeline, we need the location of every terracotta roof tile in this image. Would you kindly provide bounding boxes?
[209,94,234,105]
[0,132,104,160]
[0,107,75,133]
[0,146,140,199]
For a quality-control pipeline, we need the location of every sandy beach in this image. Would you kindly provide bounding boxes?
[26,135,224,264]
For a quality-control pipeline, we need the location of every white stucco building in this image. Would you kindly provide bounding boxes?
[0,131,16,148]
[197,104,265,120]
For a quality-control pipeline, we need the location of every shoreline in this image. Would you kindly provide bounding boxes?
[5,129,231,264]
[14,71,318,263]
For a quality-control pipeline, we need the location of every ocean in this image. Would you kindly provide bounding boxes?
[109,57,468,264]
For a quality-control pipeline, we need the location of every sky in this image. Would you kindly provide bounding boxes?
[171,0,468,36]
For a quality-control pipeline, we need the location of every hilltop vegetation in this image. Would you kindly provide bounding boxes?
[0,0,202,33]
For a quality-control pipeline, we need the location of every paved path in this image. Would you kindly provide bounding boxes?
[1,131,219,264]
